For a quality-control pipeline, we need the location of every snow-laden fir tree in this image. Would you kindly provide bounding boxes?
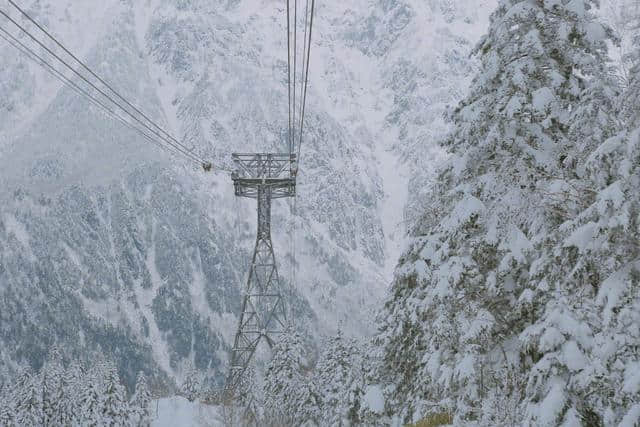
[377,0,618,423]
[181,367,201,402]
[41,348,65,425]
[518,35,640,425]
[513,3,622,425]
[40,369,58,426]
[520,122,640,426]
[102,364,130,426]
[0,379,14,425]
[60,360,85,426]
[51,367,71,425]
[131,371,152,427]
[263,328,320,426]
[354,341,391,427]
[0,403,11,426]
[79,366,103,425]
[621,31,640,120]
[15,370,43,426]
[314,331,364,426]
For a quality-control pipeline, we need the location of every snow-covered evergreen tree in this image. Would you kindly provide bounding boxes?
[181,367,201,402]
[621,31,640,121]
[314,331,364,426]
[0,403,12,426]
[41,349,65,426]
[519,35,640,425]
[15,370,43,426]
[40,369,56,426]
[131,371,152,427]
[0,378,15,426]
[377,0,619,423]
[355,340,390,426]
[79,367,103,426]
[264,328,320,426]
[102,364,130,426]
[60,360,85,426]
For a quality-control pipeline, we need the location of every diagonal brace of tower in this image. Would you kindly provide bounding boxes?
[225,152,297,398]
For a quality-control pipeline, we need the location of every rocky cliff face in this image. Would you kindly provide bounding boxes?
[0,0,493,390]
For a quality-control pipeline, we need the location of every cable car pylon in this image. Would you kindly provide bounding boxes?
[223,153,297,401]
[222,0,315,421]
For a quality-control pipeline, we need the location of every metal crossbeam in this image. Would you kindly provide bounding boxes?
[224,153,296,402]
[231,153,297,199]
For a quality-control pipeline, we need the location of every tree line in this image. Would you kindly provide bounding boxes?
[0,350,151,426]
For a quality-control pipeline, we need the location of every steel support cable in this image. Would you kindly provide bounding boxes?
[0,11,203,165]
[0,25,191,162]
[290,0,311,327]
[292,0,298,152]
[297,0,315,161]
[291,195,297,326]
[290,0,313,322]
[287,197,293,324]
[6,0,207,167]
[0,20,201,164]
[0,8,205,167]
[286,0,293,155]
[298,0,310,139]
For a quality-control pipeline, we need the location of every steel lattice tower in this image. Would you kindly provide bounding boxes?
[224,153,297,401]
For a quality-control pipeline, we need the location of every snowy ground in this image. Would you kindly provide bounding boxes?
[151,397,223,427]
[151,387,385,427]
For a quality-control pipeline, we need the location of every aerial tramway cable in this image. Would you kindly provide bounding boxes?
[285,0,315,161]
[5,0,208,169]
[298,0,309,142]
[0,8,201,165]
[0,4,213,170]
[286,0,293,155]
[292,0,298,152]
[285,0,316,324]
[0,26,191,162]
[1,1,312,172]
[297,0,315,160]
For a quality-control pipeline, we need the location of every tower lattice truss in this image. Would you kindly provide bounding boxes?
[225,153,297,397]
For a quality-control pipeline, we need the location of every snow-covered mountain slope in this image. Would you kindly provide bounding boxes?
[0,0,494,389]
